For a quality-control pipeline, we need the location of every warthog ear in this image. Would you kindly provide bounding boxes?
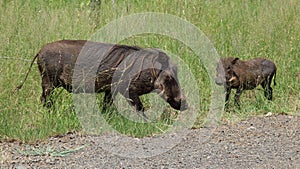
[232,58,239,65]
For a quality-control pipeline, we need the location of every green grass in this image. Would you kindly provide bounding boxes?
[0,0,299,143]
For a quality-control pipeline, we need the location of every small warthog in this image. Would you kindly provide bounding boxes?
[17,40,188,117]
[215,57,276,107]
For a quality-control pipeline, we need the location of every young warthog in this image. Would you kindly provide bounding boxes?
[16,40,188,117]
[215,57,276,107]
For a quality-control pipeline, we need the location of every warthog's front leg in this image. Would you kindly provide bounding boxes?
[127,93,149,120]
[234,87,243,108]
[225,87,231,107]
[225,87,231,109]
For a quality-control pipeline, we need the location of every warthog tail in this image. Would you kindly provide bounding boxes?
[15,54,39,91]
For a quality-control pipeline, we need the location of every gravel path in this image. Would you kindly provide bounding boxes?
[1,114,299,168]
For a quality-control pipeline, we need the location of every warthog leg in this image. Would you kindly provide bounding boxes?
[102,90,113,112]
[261,77,273,100]
[225,88,231,103]
[225,87,231,108]
[127,93,149,120]
[40,75,55,108]
[234,87,243,108]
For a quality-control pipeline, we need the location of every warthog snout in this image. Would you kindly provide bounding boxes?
[165,93,188,111]
[164,95,187,111]
[215,77,224,86]
[155,68,188,111]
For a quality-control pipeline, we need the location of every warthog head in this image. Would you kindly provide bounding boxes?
[215,57,239,87]
[154,63,188,111]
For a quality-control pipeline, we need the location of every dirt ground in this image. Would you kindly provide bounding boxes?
[1,114,299,168]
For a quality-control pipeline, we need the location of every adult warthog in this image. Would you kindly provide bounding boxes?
[17,40,188,118]
[215,57,276,107]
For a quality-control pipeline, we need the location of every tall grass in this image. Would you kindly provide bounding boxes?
[0,0,299,142]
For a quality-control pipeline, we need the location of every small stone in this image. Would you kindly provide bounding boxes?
[265,112,273,117]
[45,158,50,163]
[246,126,256,131]
[15,165,27,169]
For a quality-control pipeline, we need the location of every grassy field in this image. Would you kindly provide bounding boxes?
[0,0,299,143]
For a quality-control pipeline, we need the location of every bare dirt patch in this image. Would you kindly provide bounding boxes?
[1,114,299,168]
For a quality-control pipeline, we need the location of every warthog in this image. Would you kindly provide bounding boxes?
[215,57,276,107]
[16,40,188,117]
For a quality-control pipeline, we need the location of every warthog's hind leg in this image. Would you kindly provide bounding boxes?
[41,76,55,108]
[261,77,273,100]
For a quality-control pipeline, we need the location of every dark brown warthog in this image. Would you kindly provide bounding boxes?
[215,57,276,107]
[16,40,188,117]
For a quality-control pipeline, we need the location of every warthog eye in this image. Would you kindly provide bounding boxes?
[164,75,172,82]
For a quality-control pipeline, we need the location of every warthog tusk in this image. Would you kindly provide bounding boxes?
[228,76,237,82]
[158,90,165,96]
